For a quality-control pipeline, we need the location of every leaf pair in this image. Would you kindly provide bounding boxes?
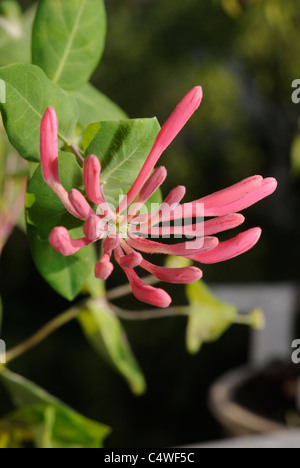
[0,368,110,448]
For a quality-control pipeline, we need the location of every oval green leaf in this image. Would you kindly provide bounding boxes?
[71,83,127,129]
[79,299,147,395]
[83,118,161,206]
[0,63,78,162]
[32,0,106,90]
[26,152,96,301]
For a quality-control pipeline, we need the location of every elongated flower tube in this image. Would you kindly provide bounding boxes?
[117,86,203,214]
[40,88,277,309]
[40,108,82,219]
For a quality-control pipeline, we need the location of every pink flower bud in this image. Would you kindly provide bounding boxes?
[49,227,91,256]
[83,155,104,205]
[69,189,94,220]
[137,166,167,203]
[103,234,121,253]
[141,259,203,284]
[127,235,218,257]
[114,247,172,308]
[189,228,262,264]
[83,215,105,241]
[118,251,143,269]
[117,87,203,213]
[95,254,114,280]
[40,108,84,219]
[40,107,59,186]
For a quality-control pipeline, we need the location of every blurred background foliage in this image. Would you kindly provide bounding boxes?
[0,0,299,447]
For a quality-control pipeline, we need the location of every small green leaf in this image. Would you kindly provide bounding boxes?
[32,0,106,90]
[84,118,160,206]
[0,3,36,67]
[0,369,111,448]
[0,63,78,162]
[79,299,146,395]
[185,281,237,354]
[26,152,96,300]
[71,83,127,129]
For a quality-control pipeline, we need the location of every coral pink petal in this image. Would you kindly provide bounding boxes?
[127,235,218,257]
[95,253,114,280]
[198,176,263,208]
[158,178,277,222]
[118,251,143,269]
[103,235,121,253]
[49,227,91,256]
[117,87,203,213]
[137,166,167,204]
[68,189,94,220]
[83,155,104,205]
[83,215,107,241]
[114,248,171,308]
[188,228,262,264]
[204,178,278,217]
[203,213,245,236]
[132,185,187,227]
[134,213,245,237]
[164,185,186,205]
[40,107,59,186]
[141,259,203,284]
[40,108,82,219]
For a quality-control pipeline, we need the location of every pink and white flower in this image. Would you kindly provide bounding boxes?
[40,87,277,308]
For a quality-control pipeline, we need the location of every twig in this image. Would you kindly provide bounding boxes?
[110,304,189,321]
[70,144,84,164]
[5,306,82,364]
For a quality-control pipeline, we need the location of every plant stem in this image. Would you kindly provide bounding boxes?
[5,306,82,364]
[57,134,84,164]
[110,304,189,321]
[70,144,84,164]
[106,275,159,301]
[5,276,180,363]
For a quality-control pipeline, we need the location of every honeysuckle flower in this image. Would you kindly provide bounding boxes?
[40,87,277,308]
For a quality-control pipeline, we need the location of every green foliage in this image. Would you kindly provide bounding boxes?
[79,299,146,395]
[83,118,160,205]
[0,1,35,67]
[0,63,78,162]
[32,0,106,90]
[71,83,127,129]
[0,369,111,448]
[185,281,237,354]
[26,152,96,300]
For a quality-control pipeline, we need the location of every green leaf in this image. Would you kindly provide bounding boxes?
[185,281,237,354]
[79,298,146,395]
[83,118,161,206]
[32,0,107,90]
[0,2,36,67]
[0,63,78,162]
[26,152,96,300]
[71,83,127,129]
[0,369,111,448]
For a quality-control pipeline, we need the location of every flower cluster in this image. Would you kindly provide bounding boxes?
[40,87,277,308]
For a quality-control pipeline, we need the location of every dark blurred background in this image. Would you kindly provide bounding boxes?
[0,0,300,447]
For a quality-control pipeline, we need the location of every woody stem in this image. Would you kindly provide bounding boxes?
[5,305,82,364]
